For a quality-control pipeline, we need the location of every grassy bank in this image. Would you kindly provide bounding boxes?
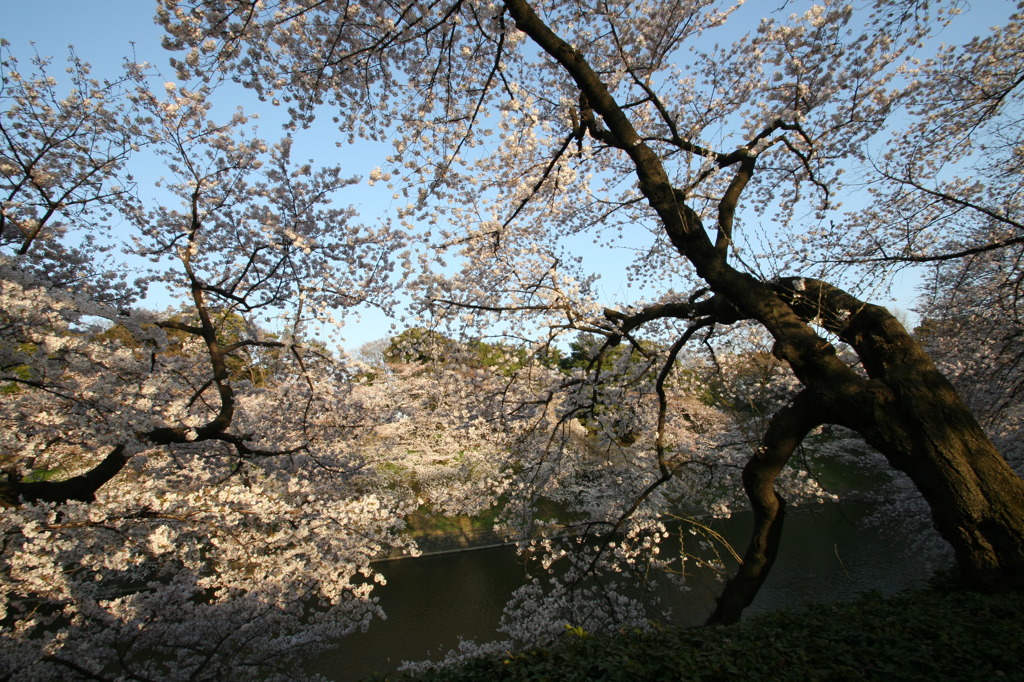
[380,577,1024,681]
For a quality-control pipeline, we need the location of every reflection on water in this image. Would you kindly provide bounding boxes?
[307,502,935,681]
[308,546,526,680]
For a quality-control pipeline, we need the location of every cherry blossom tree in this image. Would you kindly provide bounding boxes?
[0,46,425,680]
[160,0,1024,628]
[0,45,147,305]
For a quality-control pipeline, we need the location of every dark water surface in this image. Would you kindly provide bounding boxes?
[307,502,935,681]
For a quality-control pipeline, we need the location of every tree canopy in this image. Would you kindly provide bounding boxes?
[160,0,1024,603]
[3,0,1024,678]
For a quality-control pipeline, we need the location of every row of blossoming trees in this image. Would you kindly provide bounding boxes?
[4,0,1024,678]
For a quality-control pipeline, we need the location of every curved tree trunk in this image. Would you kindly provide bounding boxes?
[712,280,1024,625]
[869,383,1024,591]
[707,390,827,625]
[775,278,1024,592]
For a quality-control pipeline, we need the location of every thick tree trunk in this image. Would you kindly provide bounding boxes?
[707,303,1024,625]
[871,382,1024,590]
[776,278,1024,592]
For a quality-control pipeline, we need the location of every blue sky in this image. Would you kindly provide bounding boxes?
[3,0,408,350]
[3,1,160,71]
[6,0,992,347]
[3,0,647,349]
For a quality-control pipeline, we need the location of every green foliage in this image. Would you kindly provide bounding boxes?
[383,582,1024,681]
[557,333,625,374]
[93,323,144,348]
[385,328,463,365]
[1,361,31,394]
[166,308,286,386]
[18,467,61,483]
[91,308,286,387]
[696,350,786,415]
[562,624,589,640]
[384,328,543,376]
[404,503,503,537]
[465,339,529,377]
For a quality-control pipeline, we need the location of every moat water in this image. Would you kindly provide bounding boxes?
[308,501,936,681]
